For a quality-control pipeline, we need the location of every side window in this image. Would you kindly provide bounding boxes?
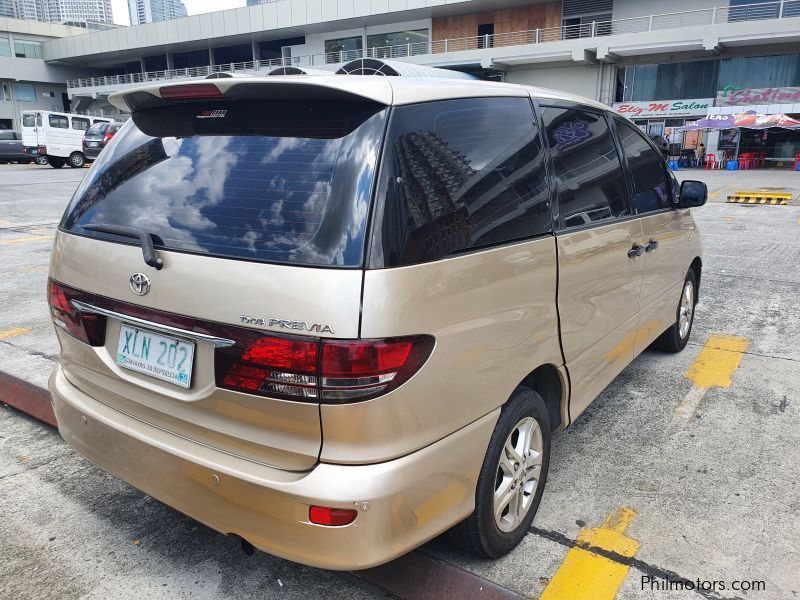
[72,117,90,131]
[48,115,69,129]
[540,106,630,230]
[0,131,13,140]
[615,118,672,213]
[371,97,551,267]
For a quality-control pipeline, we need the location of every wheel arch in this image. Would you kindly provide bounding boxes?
[516,364,568,432]
[690,256,702,302]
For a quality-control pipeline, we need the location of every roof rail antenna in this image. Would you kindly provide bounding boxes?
[335,58,476,79]
[266,66,334,76]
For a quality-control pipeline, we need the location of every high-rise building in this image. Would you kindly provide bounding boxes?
[128,0,187,25]
[4,0,113,23]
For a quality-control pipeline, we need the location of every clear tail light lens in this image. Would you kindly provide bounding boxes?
[47,279,106,346]
[217,331,434,403]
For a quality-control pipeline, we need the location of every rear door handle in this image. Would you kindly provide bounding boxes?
[645,240,659,253]
[628,244,645,258]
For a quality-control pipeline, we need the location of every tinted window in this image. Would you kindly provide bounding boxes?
[615,119,671,213]
[0,131,14,140]
[370,97,551,268]
[72,117,90,131]
[541,107,629,229]
[22,114,35,128]
[86,123,109,136]
[49,115,68,129]
[61,101,386,268]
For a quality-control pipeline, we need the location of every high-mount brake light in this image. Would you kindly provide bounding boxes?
[159,83,223,101]
[47,279,106,346]
[216,331,434,403]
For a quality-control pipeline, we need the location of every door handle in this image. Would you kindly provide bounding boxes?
[627,244,645,258]
[645,240,659,253]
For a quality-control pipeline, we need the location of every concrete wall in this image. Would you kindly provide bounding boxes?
[0,80,68,129]
[612,0,723,21]
[506,64,603,100]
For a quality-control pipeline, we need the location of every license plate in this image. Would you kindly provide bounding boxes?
[116,324,195,388]
[87,141,98,147]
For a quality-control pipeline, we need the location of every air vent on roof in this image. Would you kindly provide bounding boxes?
[335,59,475,79]
[562,0,613,16]
[266,66,333,76]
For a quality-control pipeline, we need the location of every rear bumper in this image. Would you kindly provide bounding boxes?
[50,365,497,570]
[83,147,102,159]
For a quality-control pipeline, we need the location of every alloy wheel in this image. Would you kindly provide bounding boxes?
[494,416,543,533]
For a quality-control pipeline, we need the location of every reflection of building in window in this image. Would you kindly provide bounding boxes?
[385,131,475,263]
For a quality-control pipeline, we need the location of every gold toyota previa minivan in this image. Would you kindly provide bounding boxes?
[48,75,706,570]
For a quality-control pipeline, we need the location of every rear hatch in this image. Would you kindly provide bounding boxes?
[83,123,108,148]
[21,112,39,148]
[49,82,389,470]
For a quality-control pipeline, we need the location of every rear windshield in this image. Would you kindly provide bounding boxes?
[86,123,109,135]
[61,100,386,267]
[22,114,35,128]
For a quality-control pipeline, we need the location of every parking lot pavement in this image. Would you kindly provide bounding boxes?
[1,163,799,599]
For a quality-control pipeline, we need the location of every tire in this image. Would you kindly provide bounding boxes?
[450,388,551,558]
[35,156,48,166]
[651,269,697,353]
[47,156,66,169]
[68,152,85,168]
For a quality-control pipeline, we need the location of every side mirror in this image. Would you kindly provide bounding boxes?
[678,180,708,208]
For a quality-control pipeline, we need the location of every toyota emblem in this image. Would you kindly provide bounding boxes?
[129,273,151,296]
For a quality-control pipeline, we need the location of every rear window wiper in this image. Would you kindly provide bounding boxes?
[82,224,163,270]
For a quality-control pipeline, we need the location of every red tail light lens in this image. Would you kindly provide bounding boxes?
[160,83,223,101]
[104,131,113,143]
[217,332,434,403]
[47,279,106,346]
[309,506,357,526]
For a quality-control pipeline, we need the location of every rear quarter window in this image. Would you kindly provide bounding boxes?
[61,100,386,268]
[369,97,551,268]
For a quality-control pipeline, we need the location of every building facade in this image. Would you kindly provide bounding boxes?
[1,0,113,23]
[0,16,95,129]
[128,0,187,26]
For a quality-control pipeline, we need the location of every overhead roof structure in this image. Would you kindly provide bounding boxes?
[335,58,476,79]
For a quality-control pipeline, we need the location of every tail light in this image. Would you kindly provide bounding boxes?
[38,146,46,155]
[216,331,434,403]
[104,131,113,143]
[47,279,105,346]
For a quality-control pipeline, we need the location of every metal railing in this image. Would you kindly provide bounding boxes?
[66,1,800,90]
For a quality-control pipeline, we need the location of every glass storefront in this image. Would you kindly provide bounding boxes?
[618,54,800,102]
[367,29,429,57]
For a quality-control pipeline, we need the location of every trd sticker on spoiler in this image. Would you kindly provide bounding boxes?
[196,110,228,119]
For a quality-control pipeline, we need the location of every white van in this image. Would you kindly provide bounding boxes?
[21,111,113,168]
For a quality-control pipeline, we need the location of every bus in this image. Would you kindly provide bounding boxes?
[21,110,114,168]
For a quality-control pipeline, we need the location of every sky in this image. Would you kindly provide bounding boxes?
[110,0,246,26]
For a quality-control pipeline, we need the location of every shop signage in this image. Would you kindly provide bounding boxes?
[612,99,714,119]
[716,86,800,106]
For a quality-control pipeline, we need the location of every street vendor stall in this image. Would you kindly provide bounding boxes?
[679,111,800,168]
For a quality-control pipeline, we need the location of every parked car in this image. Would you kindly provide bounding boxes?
[47,76,706,570]
[82,122,122,160]
[0,130,32,164]
[20,110,113,168]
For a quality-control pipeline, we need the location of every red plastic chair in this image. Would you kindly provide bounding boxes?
[793,152,800,170]
[705,153,717,170]
[738,152,752,170]
[756,151,766,168]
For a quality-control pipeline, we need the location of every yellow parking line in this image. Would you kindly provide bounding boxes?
[0,327,29,340]
[0,235,54,245]
[674,334,748,422]
[541,508,639,600]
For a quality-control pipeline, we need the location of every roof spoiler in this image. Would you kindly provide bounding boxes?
[108,77,393,113]
[335,58,476,79]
